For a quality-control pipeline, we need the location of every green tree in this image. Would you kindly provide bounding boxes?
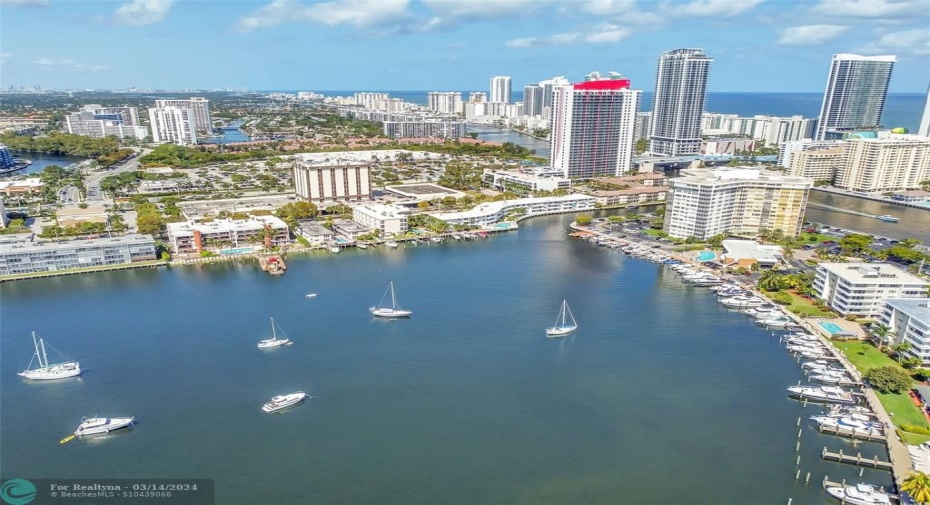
[576,214,593,226]
[275,201,318,228]
[137,213,166,236]
[902,471,930,504]
[839,233,872,255]
[863,365,912,394]
[871,322,892,351]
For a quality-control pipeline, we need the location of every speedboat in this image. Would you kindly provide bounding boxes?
[357,243,369,249]
[329,246,341,253]
[875,215,899,223]
[262,392,307,413]
[385,241,399,249]
[305,293,317,299]
[824,482,893,505]
[759,316,795,328]
[74,417,135,436]
[787,385,856,404]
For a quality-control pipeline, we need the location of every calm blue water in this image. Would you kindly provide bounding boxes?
[0,214,892,504]
[3,151,86,177]
[309,91,925,132]
[806,191,930,243]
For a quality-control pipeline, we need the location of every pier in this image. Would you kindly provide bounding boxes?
[822,447,894,470]
[816,423,886,442]
[258,254,286,275]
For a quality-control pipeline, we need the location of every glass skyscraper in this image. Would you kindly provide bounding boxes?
[649,48,712,157]
[815,54,896,140]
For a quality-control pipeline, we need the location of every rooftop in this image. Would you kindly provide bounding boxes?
[289,149,431,167]
[0,234,154,254]
[818,262,930,286]
[429,194,595,221]
[675,167,813,186]
[882,298,930,324]
[177,195,296,221]
[383,183,468,201]
[167,215,288,235]
[721,239,783,264]
[0,178,42,190]
[354,204,409,219]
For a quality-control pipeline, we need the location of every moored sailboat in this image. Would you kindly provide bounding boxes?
[546,300,578,337]
[370,281,412,318]
[18,332,81,380]
[257,317,293,348]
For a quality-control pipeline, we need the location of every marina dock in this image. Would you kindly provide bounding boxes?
[258,254,286,275]
[821,447,894,470]
[816,423,886,442]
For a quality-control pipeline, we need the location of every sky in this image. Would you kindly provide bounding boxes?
[1,0,929,93]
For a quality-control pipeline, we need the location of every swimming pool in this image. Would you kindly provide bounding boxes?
[818,321,844,335]
[220,247,255,255]
[696,251,716,262]
[494,222,517,230]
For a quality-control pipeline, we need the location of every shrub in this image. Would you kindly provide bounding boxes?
[864,365,913,394]
[845,315,858,321]
[901,424,930,436]
[770,292,794,305]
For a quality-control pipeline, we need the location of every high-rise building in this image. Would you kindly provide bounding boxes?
[662,168,812,240]
[148,107,197,145]
[523,84,543,117]
[919,83,930,137]
[292,161,372,203]
[489,76,512,104]
[153,97,212,132]
[814,54,896,140]
[834,135,930,192]
[549,72,641,179]
[468,92,487,103]
[352,92,389,109]
[634,112,652,142]
[538,76,570,119]
[785,146,845,182]
[66,105,148,139]
[427,92,463,115]
[649,48,712,156]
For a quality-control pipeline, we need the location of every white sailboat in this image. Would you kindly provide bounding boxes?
[546,300,578,337]
[18,332,81,380]
[370,281,412,318]
[257,317,293,348]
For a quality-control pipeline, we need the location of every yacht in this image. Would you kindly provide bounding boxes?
[18,332,81,380]
[787,385,857,404]
[824,483,893,505]
[74,417,135,436]
[810,414,884,438]
[720,297,764,308]
[385,240,399,249]
[357,243,369,250]
[262,392,308,413]
[758,316,795,328]
[329,245,341,253]
[810,373,857,386]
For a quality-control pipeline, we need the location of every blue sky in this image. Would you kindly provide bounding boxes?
[1,0,928,92]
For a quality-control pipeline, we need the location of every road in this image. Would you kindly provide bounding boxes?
[82,147,151,203]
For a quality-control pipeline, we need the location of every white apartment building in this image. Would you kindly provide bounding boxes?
[813,263,929,317]
[292,159,372,204]
[153,97,212,132]
[490,76,512,104]
[297,91,323,100]
[427,92,463,115]
[786,146,845,181]
[352,204,408,237]
[353,92,389,109]
[469,92,487,103]
[549,73,641,179]
[777,139,845,168]
[634,112,652,142]
[483,168,571,195]
[383,120,465,139]
[663,168,812,240]
[702,113,815,147]
[523,85,543,117]
[66,105,147,139]
[0,234,156,275]
[166,216,290,254]
[835,135,930,192]
[148,107,197,145]
[877,298,930,365]
[0,198,7,228]
[538,76,570,120]
[429,194,596,228]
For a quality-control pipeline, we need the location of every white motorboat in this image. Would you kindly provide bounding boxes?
[546,299,578,337]
[811,414,884,438]
[257,317,293,348]
[74,417,135,436]
[720,297,764,308]
[759,316,795,328]
[18,331,81,380]
[329,246,341,253]
[262,391,308,413]
[305,293,317,299]
[357,243,369,249]
[385,240,399,248]
[824,483,893,505]
[787,385,857,404]
[809,373,857,386]
[370,281,412,318]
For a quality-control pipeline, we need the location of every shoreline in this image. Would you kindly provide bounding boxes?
[813,186,930,212]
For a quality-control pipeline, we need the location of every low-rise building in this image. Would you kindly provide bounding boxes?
[352,204,408,237]
[720,239,782,268]
[295,220,334,244]
[585,186,668,206]
[0,178,42,195]
[166,216,290,254]
[428,194,596,228]
[137,180,179,194]
[813,262,929,317]
[877,298,930,365]
[292,157,372,204]
[330,219,369,240]
[483,168,571,195]
[0,234,157,275]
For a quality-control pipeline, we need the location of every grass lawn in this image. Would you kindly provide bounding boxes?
[762,290,833,317]
[900,431,930,445]
[831,339,930,435]
[794,232,836,244]
[642,229,665,238]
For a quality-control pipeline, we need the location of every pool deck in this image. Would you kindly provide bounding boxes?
[812,318,866,339]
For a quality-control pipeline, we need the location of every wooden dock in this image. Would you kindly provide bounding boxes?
[822,447,894,470]
[817,424,886,442]
[258,254,286,275]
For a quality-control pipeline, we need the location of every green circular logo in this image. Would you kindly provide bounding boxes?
[0,479,36,505]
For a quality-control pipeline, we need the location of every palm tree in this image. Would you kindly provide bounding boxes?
[902,471,930,504]
[872,322,891,351]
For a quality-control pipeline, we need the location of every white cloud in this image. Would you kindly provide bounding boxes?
[859,27,930,55]
[0,53,12,62]
[115,0,174,25]
[583,0,635,14]
[31,57,109,71]
[238,0,412,31]
[811,0,928,18]
[778,25,849,45]
[506,24,632,48]
[421,0,544,20]
[663,0,765,17]
[0,0,49,6]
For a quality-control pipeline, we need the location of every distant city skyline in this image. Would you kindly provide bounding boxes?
[1,0,928,92]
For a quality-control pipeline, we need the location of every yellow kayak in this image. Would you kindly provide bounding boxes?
[59,435,75,444]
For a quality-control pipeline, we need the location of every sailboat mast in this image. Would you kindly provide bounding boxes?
[31,331,43,368]
[40,338,49,369]
[390,282,397,310]
[271,317,276,341]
